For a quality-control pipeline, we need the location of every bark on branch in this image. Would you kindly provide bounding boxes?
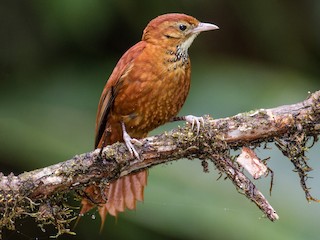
[1,90,320,237]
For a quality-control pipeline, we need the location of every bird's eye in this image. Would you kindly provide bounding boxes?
[179,24,187,31]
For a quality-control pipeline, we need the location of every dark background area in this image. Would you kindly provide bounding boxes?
[0,0,319,239]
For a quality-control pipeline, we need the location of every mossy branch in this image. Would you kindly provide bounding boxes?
[1,90,320,238]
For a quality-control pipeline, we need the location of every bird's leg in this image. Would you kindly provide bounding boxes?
[121,122,142,160]
[171,115,204,135]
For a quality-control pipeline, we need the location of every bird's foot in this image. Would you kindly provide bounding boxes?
[171,115,204,135]
[184,115,204,135]
[121,122,142,160]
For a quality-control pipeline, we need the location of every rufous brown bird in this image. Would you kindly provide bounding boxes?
[80,13,218,227]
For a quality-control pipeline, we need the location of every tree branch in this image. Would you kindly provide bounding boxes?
[1,90,320,237]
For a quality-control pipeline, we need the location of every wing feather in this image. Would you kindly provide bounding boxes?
[94,41,147,148]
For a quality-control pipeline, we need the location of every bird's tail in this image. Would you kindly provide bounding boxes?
[77,170,148,231]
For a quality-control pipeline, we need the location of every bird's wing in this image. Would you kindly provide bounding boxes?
[95,41,147,148]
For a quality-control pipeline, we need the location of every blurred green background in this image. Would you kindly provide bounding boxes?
[1,0,320,239]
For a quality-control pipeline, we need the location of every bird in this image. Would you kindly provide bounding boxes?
[79,13,219,228]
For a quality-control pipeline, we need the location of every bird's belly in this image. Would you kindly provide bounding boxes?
[121,69,190,135]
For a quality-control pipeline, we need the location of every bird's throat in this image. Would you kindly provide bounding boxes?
[162,34,199,70]
[176,44,189,64]
[177,34,198,59]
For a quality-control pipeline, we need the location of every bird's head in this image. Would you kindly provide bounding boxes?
[142,13,219,52]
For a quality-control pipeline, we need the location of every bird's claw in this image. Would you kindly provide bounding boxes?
[121,122,141,160]
[130,138,143,146]
[184,115,204,135]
